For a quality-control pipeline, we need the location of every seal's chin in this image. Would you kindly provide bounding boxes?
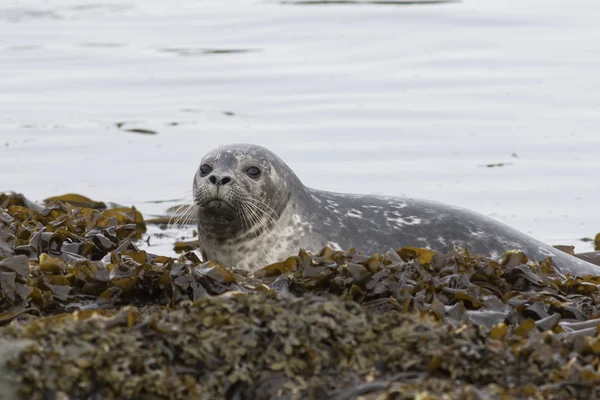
[197,199,241,237]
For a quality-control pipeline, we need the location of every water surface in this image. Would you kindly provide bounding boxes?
[1,0,599,256]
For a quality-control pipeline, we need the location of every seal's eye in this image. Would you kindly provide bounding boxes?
[200,164,212,176]
[246,166,261,179]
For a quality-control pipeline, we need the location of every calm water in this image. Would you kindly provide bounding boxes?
[1,0,599,256]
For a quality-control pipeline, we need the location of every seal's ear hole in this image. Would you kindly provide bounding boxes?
[246,166,261,179]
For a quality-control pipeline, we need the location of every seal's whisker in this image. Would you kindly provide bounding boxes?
[244,202,270,239]
[243,203,260,236]
[239,202,257,235]
[237,202,252,234]
[169,203,189,226]
[170,202,188,217]
[243,195,277,215]
[239,202,271,263]
[234,205,244,231]
[182,205,197,227]
[168,189,197,231]
[242,201,262,231]
[169,207,185,227]
[239,203,260,244]
[244,196,281,220]
[242,200,279,231]
[168,190,195,218]
[172,207,188,228]
[243,198,281,230]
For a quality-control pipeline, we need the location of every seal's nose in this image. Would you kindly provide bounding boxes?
[208,175,233,186]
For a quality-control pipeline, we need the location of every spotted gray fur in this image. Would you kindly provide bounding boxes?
[194,144,600,276]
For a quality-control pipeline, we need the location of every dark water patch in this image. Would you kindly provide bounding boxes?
[124,128,157,135]
[115,122,157,135]
[479,162,513,168]
[165,121,197,126]
[158,47,259,57]
[578,233,600,250]
[140,198,183,204]
[281,0,458,5]
[203,48,259,55]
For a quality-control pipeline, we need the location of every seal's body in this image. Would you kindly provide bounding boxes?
[194,144,600,276]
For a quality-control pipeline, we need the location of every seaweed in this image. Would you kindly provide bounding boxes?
[1,192,600,399]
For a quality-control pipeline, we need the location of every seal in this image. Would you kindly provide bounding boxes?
[193,143,600,276]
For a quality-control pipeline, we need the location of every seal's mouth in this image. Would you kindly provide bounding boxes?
[200,198,234,209]
[198,198,239,230]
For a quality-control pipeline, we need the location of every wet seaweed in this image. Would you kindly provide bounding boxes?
[1,192,600,399]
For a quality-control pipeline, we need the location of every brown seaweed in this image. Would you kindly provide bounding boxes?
[1,192,600,399]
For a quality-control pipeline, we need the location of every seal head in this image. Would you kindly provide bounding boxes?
[193,144,309,269]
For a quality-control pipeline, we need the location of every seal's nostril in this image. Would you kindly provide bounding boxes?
[208,175,232,185]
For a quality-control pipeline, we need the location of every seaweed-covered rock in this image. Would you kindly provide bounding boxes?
[4,294,600,400]
[1,192,600,399]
